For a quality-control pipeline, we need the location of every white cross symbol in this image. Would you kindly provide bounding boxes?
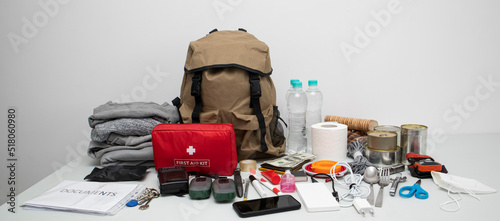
[186,146,196,155]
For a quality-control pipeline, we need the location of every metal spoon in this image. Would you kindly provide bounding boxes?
[363,166,379,205]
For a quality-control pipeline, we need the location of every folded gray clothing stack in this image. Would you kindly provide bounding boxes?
[88,141,153,159]
[87,101,179,166]
[100,147,155,167]
[106,134,152,146]
[89,141,155,167]
[88,101,180,128]
[91,118,160,143]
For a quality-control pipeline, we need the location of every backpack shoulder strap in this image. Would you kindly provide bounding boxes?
[191,72,202,123]
[249,73,268,153]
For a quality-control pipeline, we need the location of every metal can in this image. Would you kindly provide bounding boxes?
[364,145,402,166]
[401,124,428,164]
[374,125,401,147]
[367,130,398,150]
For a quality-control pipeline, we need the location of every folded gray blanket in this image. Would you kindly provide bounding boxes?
[88,141,153,159]
[106,133,152,146]
[88,101,180,128]
[100,146,155,167]
[91,118,160,143]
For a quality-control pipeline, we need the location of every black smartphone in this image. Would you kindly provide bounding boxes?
[232,195,301,218]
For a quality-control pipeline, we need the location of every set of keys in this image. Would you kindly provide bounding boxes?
[126,188,160,210]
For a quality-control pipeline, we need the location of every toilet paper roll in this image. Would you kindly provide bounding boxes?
[311,122,348,161]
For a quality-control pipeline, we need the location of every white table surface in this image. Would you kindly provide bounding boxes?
[1,134,499,221]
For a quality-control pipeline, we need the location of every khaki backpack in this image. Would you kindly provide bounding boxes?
[174,29,286,160]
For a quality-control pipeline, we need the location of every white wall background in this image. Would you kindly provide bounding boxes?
[1,0,499,204]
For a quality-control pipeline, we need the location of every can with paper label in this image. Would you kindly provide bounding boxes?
[401,124,428,164]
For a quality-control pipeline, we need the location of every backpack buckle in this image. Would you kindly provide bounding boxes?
[191,75,202,97]
[249,76,261,98]
[252,90,261,98]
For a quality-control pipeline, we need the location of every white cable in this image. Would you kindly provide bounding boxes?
[329,161,370,207]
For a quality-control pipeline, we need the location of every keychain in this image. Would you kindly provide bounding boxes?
[126,188,160,210]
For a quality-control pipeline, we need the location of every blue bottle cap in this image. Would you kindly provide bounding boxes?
[290,79,300,85]
[292,81,302,88]
[308,80,318,86]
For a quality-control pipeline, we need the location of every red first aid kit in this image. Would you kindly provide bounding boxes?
[152,123,237,176]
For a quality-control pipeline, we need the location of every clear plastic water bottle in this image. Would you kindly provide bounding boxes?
[285,79,300,101]
[284,79,299,139]
[280,170,296,193]
[286,81,307,154]
[305,80,323,153]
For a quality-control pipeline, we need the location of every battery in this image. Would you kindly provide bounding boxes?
[401,124,428,164]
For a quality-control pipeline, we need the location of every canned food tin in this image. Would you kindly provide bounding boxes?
[367,130,398,150]
[364,145,402,166]
[401,124,428,164]
[374,125,401,146]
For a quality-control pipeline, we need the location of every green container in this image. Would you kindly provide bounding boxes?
[212,178,236,202]
[189,177,212,199]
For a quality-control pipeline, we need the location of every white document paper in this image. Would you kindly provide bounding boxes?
[22,180,145,215]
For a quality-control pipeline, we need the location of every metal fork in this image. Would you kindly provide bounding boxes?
[375,168,390,207]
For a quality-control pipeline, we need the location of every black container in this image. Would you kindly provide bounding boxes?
[158,166,189,195]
